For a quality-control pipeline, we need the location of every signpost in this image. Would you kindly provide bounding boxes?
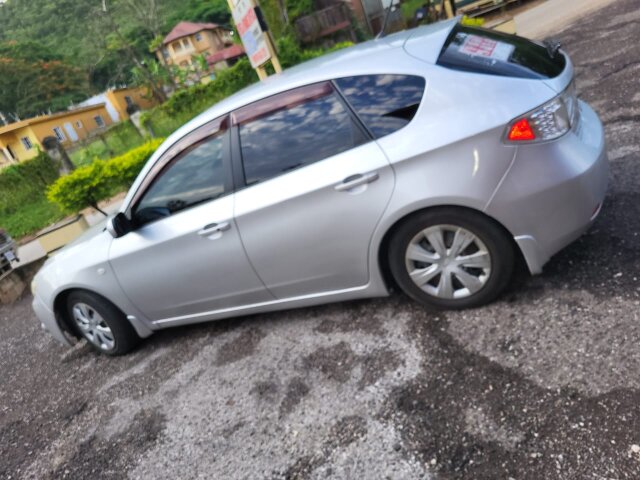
[228,0,282,80]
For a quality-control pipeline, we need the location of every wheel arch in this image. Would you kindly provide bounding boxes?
[374,204,526,291]
[53,287,152,340]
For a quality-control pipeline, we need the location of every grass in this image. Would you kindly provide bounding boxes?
[0,198,64,239]
[145,101,214,138]
[70,121,146,167]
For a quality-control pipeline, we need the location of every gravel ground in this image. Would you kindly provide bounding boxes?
[2,2,640,479]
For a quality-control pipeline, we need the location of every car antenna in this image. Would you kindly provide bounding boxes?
[376,0,396,39]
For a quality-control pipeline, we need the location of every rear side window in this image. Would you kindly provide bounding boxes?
[437,25,566,79]
[238,84,366,185]
[334,75,426,138]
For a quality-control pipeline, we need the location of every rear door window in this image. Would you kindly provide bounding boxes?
[235,82,367,186]
[437,25,566,79]
[334,75,426,139]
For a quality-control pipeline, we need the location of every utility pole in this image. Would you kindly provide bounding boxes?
[227,0,282,80]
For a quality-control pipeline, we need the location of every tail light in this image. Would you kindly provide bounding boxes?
[505,82,579,143]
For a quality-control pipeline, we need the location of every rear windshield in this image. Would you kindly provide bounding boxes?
[437,25,566,79]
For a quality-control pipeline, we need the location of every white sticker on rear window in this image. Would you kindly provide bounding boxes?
[459,34,514,62]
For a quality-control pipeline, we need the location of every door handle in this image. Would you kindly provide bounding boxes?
[198,221,230,236]
[334,172,379,191]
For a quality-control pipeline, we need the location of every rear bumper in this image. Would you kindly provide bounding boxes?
[486,100,608,274]
[32,294,72,346]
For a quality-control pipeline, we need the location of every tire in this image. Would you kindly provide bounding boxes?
[388,208,515,310]
[66,291,140,355]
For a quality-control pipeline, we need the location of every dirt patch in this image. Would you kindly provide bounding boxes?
[385,315,640,479]
[215,327,267,366]
[47,409,165,480]
[279,377,311,418]
[302,341,359,383]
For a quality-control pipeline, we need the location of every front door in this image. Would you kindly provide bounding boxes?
[109,120,272,322]
[231,82,395,299]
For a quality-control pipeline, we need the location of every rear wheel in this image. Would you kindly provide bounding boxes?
[388,208,514,309]
[66,291,139,355]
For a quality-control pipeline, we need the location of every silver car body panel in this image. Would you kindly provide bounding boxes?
[32,21,608,341]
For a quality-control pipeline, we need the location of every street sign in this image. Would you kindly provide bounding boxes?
[229,0,271,69]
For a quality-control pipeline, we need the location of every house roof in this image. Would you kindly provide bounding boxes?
[0,104,107,136]
[207,44,246,65]
[163,22,220,46]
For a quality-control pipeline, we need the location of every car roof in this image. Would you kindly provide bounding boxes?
[122,19,457,210]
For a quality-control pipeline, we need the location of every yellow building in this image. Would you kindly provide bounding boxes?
[155,21,241,71]
[0,104,112,166]
[106,87,158,121]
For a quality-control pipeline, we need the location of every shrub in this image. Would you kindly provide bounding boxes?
[0,150,59,217]
[47,139,164,214]
[0,150,62,237]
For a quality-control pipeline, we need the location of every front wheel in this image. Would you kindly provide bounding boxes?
[388,208,515,310]
[67,291,139,355]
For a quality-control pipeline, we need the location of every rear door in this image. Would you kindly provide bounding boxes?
[231,81,395,299]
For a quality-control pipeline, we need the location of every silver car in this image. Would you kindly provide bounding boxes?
[32,20,608,355]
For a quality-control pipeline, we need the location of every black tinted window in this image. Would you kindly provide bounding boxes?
[239,91,363,185]
[135,135,226,223]
[335,75,425,138]
[438,25,566,79]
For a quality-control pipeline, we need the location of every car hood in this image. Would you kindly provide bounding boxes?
[43,218,112,268]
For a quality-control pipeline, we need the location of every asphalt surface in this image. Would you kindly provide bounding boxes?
[2,2,640,478]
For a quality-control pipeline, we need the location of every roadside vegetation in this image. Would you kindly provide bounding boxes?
[69,121,146,167]
[0,153,63,239]
[0,0,355,239]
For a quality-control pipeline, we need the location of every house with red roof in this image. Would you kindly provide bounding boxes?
[154,21,246,81]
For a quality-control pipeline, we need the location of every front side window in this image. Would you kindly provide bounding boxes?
[334,74,426,139]
[237,83,365,186]
[134,134,226,225]
[53,127,66,141]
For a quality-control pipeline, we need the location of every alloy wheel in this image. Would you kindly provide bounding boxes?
[72,302,115,351]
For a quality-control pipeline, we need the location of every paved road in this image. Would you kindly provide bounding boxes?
[2,1,640,478]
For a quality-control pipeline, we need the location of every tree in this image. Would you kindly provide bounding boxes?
[0,42,89,119]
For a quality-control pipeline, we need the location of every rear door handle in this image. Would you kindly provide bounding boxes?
[334,172,379,191]
[198,221,230,236]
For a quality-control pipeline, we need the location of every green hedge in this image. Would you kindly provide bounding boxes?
[141,40,353,138]
[47,138,164,214]
[0,151,59,213]
[0,151,63,237]
[141,59,256,137]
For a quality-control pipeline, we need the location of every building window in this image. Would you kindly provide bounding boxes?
[21,137,33,150]
[125,95,134,106]
[173,42,182,52]
[76,120,83,129]
[162,48,170,59]
[195,33,202,41]
[53,127,66,142]
[182,38,190,48]
[94,115,105,128]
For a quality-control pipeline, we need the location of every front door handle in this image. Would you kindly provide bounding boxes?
[198,221,230,236]
[335,172,379,192]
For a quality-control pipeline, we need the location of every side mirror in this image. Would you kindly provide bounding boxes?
[106,212,133,238]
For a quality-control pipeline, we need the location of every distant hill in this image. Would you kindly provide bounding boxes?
[0,0,231,116]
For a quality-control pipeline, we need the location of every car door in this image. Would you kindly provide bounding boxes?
[231,81,395,299]
[109,116,273,322]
